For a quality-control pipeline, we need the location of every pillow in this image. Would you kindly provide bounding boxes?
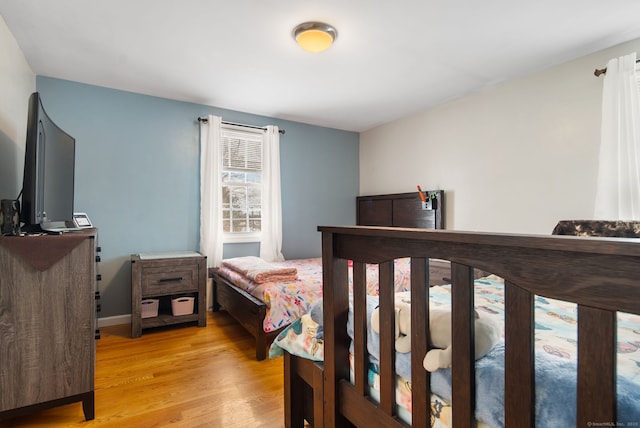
[552,220,640,238]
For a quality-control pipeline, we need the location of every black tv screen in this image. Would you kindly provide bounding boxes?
[20,92,76,232]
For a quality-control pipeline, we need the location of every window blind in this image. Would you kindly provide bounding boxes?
[222,129,263,172]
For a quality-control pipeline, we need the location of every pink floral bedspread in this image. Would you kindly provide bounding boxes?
[216,257,413,332]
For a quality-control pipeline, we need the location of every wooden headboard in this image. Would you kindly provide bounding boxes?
[356,190,444,229]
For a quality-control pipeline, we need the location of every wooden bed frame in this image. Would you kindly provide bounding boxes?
[212,190,444,360]
[285,225,640,427]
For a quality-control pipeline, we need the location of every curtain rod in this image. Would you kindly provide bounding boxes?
[594,58,640,77]
[197,116,285,134]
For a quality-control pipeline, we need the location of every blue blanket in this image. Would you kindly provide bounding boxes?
[344,295,640,427]
[270,294,640,427]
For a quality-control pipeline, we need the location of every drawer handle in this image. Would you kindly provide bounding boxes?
[159,276,183,283]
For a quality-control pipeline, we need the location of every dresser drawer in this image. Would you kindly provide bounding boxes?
[142,264,199,295]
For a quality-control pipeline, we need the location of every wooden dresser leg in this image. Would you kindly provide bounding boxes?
[82,391,95,420]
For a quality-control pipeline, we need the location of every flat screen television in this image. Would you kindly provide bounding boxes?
[19,92,76,233]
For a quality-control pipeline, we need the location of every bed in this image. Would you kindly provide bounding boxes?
[211,190,445,360]
[277,221,640,427]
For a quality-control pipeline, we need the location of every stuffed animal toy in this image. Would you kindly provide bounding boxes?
[300,313,319,339]
[370,302,501,371]
[422,307,500,372]
[370,301,412,353]
[309,300,323,339]
[299,313,323,357]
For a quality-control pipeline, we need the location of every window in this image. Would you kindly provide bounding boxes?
[221,126,263,242]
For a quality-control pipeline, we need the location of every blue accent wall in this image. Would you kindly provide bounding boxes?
[36,77,359,318]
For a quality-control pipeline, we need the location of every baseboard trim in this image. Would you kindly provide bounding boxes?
[98,314,131,328]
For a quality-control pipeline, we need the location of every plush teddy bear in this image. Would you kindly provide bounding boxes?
[422,307,501,372]
[370,301,412,353]
[370,302,501,371]
[309,300,323,339]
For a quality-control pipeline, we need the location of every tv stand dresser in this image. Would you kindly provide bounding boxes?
[0,229,98,421]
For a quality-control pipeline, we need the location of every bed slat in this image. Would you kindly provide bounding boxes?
[352,261,368,396]
[322,232,351,428]
[410,257,430,427]
[378,261,396,416]
[504,280,535,427]
[339,380,405,427]
[450,262,475,428]
[577,305,616,426]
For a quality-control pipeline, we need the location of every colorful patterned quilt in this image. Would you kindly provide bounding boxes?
[216,257,414,332]
[270,275,640,427]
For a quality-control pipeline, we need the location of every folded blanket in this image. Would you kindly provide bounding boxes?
[222,256,298,283]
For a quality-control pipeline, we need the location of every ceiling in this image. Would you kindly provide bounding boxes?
[2,1,640,133]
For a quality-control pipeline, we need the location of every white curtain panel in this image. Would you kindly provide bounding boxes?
[594,53,640,220]
[199,115,224,267]
[259,126,285,262]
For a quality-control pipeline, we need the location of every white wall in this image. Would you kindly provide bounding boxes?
[0,15,35,199]
[361,38,640,235]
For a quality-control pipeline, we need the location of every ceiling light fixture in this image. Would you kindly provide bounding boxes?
[293,21,337,53]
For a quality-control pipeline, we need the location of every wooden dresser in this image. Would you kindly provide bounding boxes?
[0,229,97,421]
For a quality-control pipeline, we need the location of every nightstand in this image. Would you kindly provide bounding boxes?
[131,251,207,338]
[429,259,452,286]
[428,259,490,286]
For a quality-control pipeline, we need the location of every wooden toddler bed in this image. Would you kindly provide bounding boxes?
[212,190,445,360]
[281,223,640,427]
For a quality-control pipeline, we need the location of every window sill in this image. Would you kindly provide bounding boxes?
[223,233,261,244]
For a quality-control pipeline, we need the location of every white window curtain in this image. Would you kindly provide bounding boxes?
[594,52,640,220]
[199,117,283,266]
[260,125,284,262]
[199,115,224,267]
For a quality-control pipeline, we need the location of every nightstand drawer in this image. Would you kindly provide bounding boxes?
[429,259,451,286]
[142,265,199,295]
[428,259,490,286]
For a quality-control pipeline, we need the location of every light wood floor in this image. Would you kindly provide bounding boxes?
[1,311,286,428]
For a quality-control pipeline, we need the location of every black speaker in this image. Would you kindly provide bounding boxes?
[1,199,20,236]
